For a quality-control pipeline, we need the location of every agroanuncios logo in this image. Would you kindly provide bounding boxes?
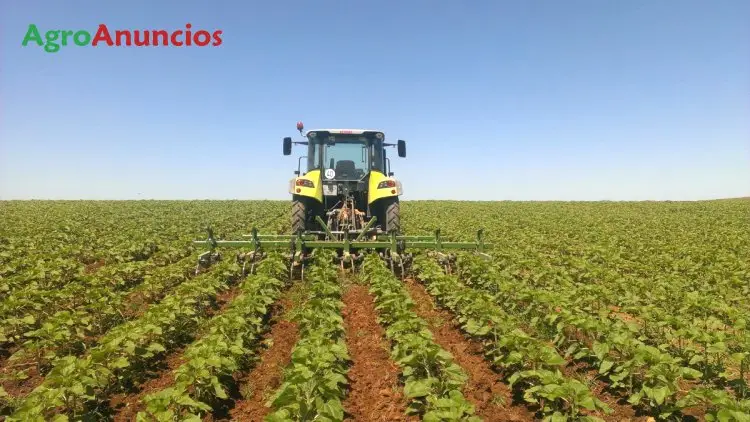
[22,23,223,53]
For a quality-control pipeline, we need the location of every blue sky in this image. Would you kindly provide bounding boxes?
[1,0,748,201]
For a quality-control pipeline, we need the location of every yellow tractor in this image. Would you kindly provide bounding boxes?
[284,122,405,237]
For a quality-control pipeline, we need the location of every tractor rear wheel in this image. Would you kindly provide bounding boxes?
[384,199,401,234]
[291,200,306,234]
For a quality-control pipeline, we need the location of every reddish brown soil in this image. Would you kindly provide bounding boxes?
[84,259,106,274]
[608,305,643,326]
[211,287,241,316]
[340,284,416,422]
[110,348,186,421]
[0,361,45,399]
[403,279,534,421]
[226,289,300,421]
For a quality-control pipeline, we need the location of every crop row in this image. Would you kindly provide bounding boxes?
[413,254,611,420]
[404,201,749,331]
[456,253,702,415]
[264,253,350,421]
[6,259,242,421]
[360,254,480,421]
[3,254,199,377]
[0,237,161,295]
[0,236,195,301]
[487,249,750,389]
[136,254,288,420]
[452,253,750,419]
[0,200,290,299]
[0,247,194,349]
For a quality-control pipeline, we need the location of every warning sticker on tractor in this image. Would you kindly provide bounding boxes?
[324,169,335,179]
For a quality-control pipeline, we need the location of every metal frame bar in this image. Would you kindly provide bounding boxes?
[355,217,377,241]
[194,224,490,252]
[315,215,334,239]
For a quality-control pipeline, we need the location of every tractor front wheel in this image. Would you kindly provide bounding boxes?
[291,200,306,234]
[384,199,401,234]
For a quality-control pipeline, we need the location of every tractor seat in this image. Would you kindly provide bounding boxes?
[335,160,357,178]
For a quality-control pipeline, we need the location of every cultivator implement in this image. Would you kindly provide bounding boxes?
[192,217,491,280]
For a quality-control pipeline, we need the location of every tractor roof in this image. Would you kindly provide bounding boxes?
[307,129,382,135]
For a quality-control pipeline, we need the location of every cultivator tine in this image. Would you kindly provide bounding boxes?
[249,245,261,275]
[195,252,206,275]
[206,226,218,249]
[287,234,296,282]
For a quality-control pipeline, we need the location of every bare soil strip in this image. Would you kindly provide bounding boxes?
[403,278,534,422]
[0,356,43,400]
[224,284,302,421]
[340,284,416,422]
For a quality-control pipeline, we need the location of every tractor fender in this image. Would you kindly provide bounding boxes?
[289,169,323,203]
[367,170,401,205]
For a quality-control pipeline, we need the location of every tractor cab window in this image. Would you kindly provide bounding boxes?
[323,137,368,181]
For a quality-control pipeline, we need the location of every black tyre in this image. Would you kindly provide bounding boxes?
[384,199,401,234]
[291,200,306,234]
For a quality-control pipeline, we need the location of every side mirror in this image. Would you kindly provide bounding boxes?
[397,140,406,158]
[283,137,292,155]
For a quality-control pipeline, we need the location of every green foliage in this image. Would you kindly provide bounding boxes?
[265,260,350,421]
[360,254,480,421]
[451,248,750,418]
[1,199,748,420]
[7,261,241,420]
[136,254,288,420]
[414,255,610,419]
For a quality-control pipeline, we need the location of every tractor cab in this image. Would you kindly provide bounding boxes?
[309,130,376,181]
[287,129,405,179]
[283,123,406,236]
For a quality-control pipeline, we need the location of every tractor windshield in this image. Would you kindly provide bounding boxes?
[322,138,369,181]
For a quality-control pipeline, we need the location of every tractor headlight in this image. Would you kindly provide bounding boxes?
[295,179,315,188]
[377,180,396,189]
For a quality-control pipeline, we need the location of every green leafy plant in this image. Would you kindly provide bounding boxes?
[265,255,350,421]
[360,254,480,421]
